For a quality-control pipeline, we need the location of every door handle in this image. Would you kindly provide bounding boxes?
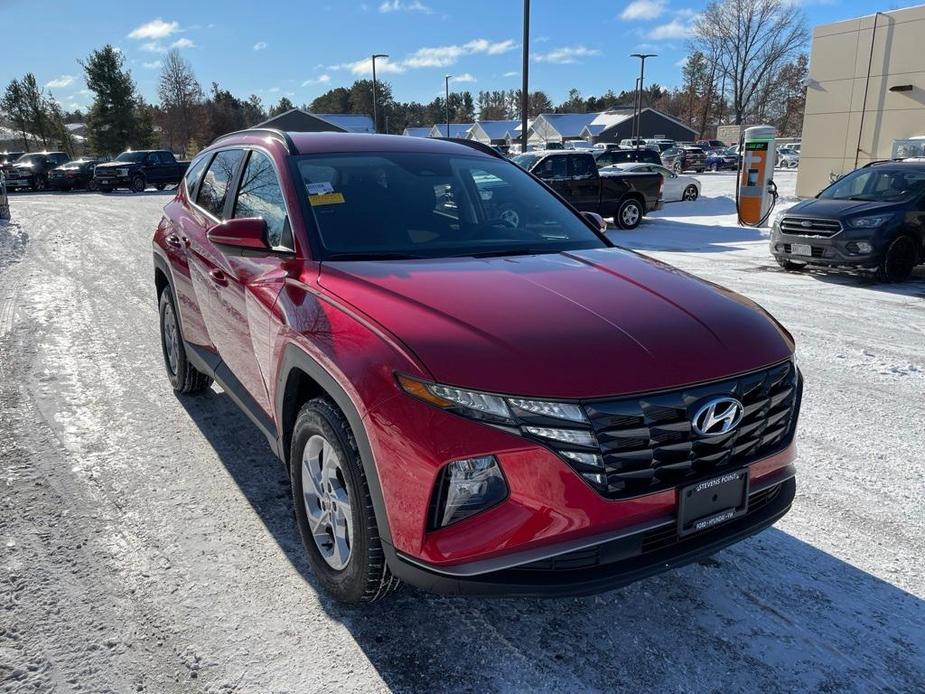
[209,269,228,286]
[164,234,182,248]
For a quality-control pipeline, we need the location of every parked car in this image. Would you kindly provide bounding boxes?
[153,129,801,603]
[0,151,25,174]
[512,150,662,228]
[618,138,648,148]
[771,161,925,282]
[705,149,739,171]
[605,162,700,201]
[644,139,677,153]
[593,147,662,168]
[661,145,707,173]
[48,157,106,191]
[93,150,190,192]
[696,139,726,150]
[564,140,595,151]
[3,151,70,191]
[776,148,800,169]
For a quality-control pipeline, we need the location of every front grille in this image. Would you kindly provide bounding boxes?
[780,216,842,237]
[514,481,786,572]
[528,360,800,500]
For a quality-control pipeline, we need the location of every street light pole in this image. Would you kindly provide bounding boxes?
[444,74,452,137]
[521,0,530,152]
[371,53,389,134]
[630,53,656,154]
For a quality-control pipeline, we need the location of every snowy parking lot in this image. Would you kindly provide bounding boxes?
[1,171,923,692]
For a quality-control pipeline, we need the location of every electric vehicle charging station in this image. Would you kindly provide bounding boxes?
[736,125,778,227]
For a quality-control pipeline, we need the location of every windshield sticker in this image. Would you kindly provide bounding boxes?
[309,192,345,206]
[306,182,334,196]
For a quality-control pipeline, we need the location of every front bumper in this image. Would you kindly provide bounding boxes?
[770,228,890,267]
[95,175,131,188]
[385,473,795,596]
[4,175,34,189]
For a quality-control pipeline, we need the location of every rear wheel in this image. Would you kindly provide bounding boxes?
[158,288,212,393]
[291,398,400,603]
[616,198,643,230]
[673,161,682,174]
[876,235,918,283]
[711,162,719,172]
[682,185,699,201]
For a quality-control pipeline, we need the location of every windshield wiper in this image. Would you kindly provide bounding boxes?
[456,248,556,259]
[323,252,429,261]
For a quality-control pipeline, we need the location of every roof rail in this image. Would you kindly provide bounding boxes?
[445,138,505,160]
[209,128,297,155]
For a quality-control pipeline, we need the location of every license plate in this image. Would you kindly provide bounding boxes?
[677,469,749,537]
[791,243,812,257]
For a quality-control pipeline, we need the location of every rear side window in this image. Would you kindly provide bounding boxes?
[233,151,291,249]
[184,154,210,197]
[196,149,244,218]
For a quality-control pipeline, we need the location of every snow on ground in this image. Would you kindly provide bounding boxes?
[0,179,923,692]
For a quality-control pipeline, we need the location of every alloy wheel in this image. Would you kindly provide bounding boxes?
[301,434,354,570]
[621,202,641,227]
[683,185,698,201]
[162,299,179,375]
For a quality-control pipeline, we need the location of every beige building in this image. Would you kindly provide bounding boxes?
[798,4,925,197]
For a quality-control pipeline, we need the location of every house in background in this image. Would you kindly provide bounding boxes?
[402,126,432,137]
[587,108,697,145]
[429,123,474,138]
[526,113,598,145]
[255,109,373,134]
[466,120,521,145]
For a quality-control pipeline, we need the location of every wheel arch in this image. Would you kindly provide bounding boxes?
[276,344,394,545]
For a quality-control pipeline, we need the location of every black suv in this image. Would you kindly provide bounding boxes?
[4,152,70,191]
[771,162,925,282]
[48,158,106,191]
[661,146,706,173]
[593,148,661,168]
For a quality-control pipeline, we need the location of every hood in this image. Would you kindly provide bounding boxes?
[94,161,133,170]
[784,198,902,218]
[318,248,794,399]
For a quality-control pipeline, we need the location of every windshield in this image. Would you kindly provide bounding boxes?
[819,168,925,202]
[116,152,147,162]
[15,154,44,166]
[295,152,610,260]
[511,154,541,170]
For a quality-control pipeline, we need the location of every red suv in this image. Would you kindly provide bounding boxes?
[153,129,801,603]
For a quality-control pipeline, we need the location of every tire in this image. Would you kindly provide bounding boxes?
[876,235,918,283]
[776,256,807,271]
[672,161,682,174]
[155,183,167,191]
[695,168,704,174]
[158,288,213,393]
[131,175,146,193]
[711,162,719,172]
[682,185,699,201]
[290,398,400,603]
[34,176,46,192]
[616,198,643,230]
[88,179,99,192]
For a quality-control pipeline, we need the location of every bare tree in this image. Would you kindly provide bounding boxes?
[157,49,202,152]
[694,0,808,125]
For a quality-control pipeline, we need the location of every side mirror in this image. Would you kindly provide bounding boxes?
[581,210,607,233]
[207,217,269,251]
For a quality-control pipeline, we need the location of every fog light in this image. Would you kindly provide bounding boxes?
[856,241,873,254]
[433,456,507,528]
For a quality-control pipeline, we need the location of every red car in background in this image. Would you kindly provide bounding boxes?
[153,130,801,603]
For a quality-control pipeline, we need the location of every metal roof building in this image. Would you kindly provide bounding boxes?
[255,109,374,134]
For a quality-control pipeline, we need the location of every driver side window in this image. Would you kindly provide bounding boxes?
[534,156,567,180]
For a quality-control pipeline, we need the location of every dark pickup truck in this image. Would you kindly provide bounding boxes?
[94,150,190,193]
[512,150,662,229]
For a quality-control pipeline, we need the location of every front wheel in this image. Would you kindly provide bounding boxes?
[682,185,699,201]
[131,175,146,193]
[88,179,99,192]
[34,176,47,192]
[711,162,719,172]
[876,235,918,283]
[291,398,400,603]
[672,162,682,174]
[158,288,213,393]
[616,198,643,230]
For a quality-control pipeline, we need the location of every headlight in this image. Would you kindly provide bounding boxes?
[847,214,892,228]
[117,168,130,176]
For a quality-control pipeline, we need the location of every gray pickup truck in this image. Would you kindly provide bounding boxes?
[512,150,663,229]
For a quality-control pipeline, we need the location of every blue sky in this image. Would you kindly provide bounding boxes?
[1,0,876,113]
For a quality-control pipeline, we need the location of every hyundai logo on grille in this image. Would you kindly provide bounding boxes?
[691,397,744,437]
[800,220,813,228]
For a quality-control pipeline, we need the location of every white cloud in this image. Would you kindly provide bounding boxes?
[533,46,602,64]
[503,71,518,77]
[302,74,332,87]
[128,18,179,40]
[453,72,477,82]
[648,19,693,39]
[171,38,195,49]
[143,37,195,52]
[330,38,515,74]
[329,57,406,75]
[379,0,432,13]
[253,41,268,51]
[46,75,75,89]
[143,60,163,69]
[620,0,667,21]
